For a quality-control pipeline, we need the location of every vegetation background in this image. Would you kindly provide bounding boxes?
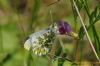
[0,0,100,66]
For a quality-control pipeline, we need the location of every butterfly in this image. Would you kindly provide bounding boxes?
[24,23,58,56]
[24,20,78,56]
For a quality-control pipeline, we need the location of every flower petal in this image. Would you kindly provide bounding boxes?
[58,20,72,34]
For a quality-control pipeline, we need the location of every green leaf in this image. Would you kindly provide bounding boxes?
[78,25,88,39]
[58,58,65,66]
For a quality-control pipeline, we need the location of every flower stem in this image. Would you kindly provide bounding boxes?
[72,0,100,62]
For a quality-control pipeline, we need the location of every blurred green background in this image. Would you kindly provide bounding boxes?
[0,0,100,66]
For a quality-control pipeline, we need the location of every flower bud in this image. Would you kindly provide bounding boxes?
[58,20,78,38]
[58,20,72,35]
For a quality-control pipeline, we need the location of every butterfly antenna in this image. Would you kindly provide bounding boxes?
[50,9,54,24]
[49,8,55,30]
[48,0,60,31]
[49,0,60,28]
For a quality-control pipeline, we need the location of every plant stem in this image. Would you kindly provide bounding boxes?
[72,0,100,62]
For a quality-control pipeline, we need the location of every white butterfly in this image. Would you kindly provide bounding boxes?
[24,23,58,56]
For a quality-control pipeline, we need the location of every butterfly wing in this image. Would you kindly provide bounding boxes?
[24,38,31,51]
[24,29,50,51]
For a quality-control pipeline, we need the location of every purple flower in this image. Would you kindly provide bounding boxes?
[58,20,72,35]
